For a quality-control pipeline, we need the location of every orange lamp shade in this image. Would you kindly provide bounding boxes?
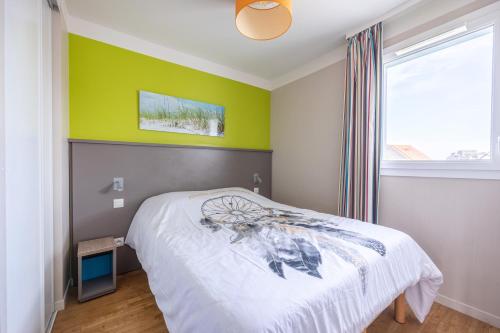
[235,0,292,40]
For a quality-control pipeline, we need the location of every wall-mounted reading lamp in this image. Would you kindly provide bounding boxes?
[253,173,262,186]
[113,177,124,192]
[253,173,262,194]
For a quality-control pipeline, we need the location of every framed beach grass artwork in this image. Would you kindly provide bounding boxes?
[139,90,225,137]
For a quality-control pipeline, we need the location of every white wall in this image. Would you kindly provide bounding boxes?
[2,0,54,331]
[52,9,70,311]
[41,1,54,327]
[271,0,500,327]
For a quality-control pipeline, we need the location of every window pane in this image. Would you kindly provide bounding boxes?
[384,27,494,161]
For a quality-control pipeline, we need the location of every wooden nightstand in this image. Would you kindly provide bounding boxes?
[78,237,117,302]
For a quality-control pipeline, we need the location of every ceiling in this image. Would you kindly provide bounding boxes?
[65,0,414,81]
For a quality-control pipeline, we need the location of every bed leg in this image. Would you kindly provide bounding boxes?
[394,293,406,324]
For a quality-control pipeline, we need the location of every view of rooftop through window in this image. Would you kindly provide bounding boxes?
[384,26,494,161]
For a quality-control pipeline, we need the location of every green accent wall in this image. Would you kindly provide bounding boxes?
[69,34,270,149]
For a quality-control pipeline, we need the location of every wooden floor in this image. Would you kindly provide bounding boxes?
[53,270,499,333]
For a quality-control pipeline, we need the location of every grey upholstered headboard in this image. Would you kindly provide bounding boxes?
[69,139,272,280]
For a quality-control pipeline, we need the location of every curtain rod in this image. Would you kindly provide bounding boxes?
[345,0,424,39]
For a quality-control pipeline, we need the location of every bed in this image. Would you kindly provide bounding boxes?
[126,187,443,333]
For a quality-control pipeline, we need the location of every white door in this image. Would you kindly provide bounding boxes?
[0,0,6,332]
[1,0,54,332]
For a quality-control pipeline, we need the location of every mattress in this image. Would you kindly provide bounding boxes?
[126,188,443,333]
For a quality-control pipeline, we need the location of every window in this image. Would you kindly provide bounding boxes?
[382,13,500,179]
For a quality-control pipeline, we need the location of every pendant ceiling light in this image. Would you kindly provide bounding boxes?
[235,0,292,40]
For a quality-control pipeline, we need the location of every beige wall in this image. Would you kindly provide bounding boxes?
[52,10,70,310]
[379,177,500,321]
[271,60,345,214]
[270,0,500,326]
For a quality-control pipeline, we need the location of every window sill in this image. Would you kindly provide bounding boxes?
[380,167,500,180]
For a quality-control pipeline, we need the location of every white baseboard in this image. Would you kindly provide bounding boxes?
[54,278,72,312]
[436,293,500,329]
[49,278,73,332]
[46,311,57,333]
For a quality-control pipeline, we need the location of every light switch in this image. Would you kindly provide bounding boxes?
[113,198,124,208]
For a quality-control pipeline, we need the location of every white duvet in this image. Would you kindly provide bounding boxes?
[126,188,443,333]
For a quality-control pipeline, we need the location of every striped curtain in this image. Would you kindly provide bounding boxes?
[338,23,383,224]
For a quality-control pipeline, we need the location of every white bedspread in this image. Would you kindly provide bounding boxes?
[126,188,442,333]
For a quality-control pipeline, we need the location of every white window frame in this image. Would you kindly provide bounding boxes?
[381,5,500,180]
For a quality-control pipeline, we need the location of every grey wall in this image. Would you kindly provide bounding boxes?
[70,141,272,281]
[271,61,345,214]
[270,0,500,325]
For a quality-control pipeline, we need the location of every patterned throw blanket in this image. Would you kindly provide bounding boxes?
[200,195,386,293]
[127,188,443,333]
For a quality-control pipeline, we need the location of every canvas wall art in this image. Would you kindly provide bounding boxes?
[139,90,225,137]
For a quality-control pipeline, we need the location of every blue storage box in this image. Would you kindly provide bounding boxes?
[82,251,113,281]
